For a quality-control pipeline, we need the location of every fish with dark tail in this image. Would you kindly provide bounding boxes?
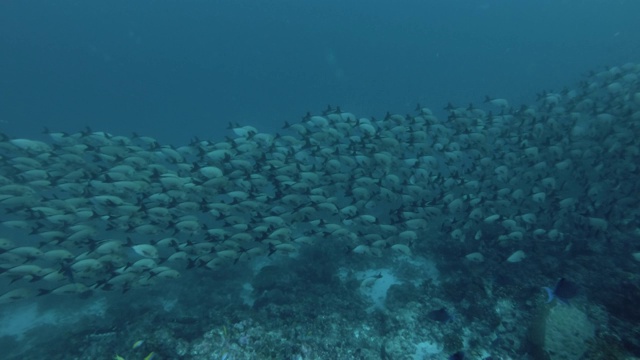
[544,278,579,304]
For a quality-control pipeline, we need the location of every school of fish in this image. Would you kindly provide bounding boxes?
[1,63,639,304]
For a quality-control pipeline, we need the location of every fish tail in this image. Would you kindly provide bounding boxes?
[543,287,555,303]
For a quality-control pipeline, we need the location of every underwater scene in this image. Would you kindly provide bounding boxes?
[1,1,640,360]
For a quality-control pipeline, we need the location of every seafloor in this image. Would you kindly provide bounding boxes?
[1,238,638,360]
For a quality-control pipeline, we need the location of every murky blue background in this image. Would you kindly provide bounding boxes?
[1,0,638,144]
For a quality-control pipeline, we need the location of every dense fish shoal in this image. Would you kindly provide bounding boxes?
[1,63,640,304]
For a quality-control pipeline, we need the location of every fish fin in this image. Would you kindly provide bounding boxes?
[38,289,51,296]
[543,287,555,303]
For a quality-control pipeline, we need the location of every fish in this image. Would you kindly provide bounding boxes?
[0,288,38,304]
[544,278,579,304]
[0,61,637,311]
[427,307,453,323]
[449,351,465,360]
[131,244,159,259]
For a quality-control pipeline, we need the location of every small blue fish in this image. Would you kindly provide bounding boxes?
[544,278,579,304]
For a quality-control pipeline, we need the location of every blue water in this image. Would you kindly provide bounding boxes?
[1,0,639,144]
